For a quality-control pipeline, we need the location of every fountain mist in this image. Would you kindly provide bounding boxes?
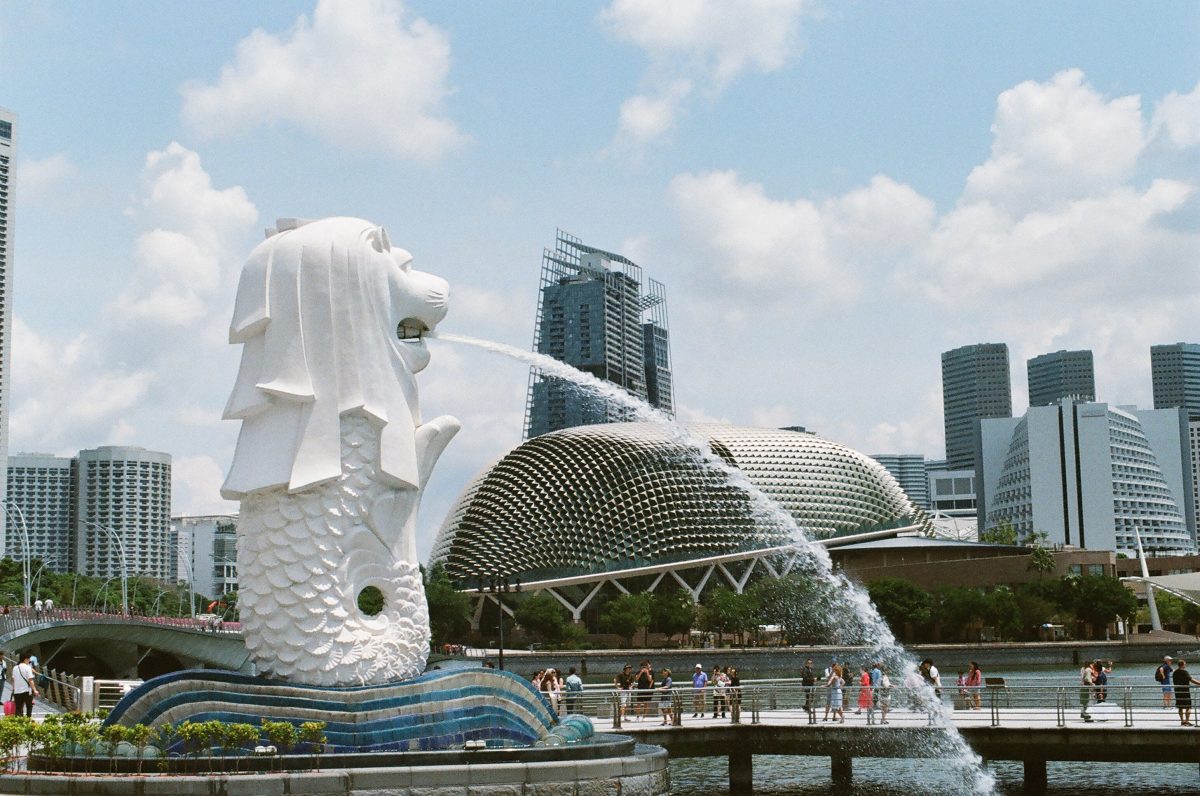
[435,331,995,793]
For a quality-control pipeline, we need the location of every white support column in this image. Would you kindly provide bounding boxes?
[670,570,701,602]
[545,587,583,620]
[611,578,631,595]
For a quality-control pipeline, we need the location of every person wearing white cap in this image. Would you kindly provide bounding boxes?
[1156,656,1175,709]
[691,663,708,718]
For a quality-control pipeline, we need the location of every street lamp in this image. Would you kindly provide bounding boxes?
[477,575,521,671]
[91,576,118,612]
[0,501,33,607]
[85,522,129,616]
[164,537,196,619]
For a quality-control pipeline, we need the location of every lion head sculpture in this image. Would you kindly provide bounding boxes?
[221,216,450,498]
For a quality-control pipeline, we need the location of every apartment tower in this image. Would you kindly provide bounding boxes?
[1027,349,1096,407]
[941,343,1012,470]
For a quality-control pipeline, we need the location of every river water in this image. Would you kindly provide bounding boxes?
[669,756,1199,794]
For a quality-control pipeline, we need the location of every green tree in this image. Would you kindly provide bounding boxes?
[1022,530,1057,577]
[599,593,652,646]
[867,578,932,636]
[424,564,472,646]
[979,519,1017,546]
[514,593,571,645]
[1070,575,1137,639]
[299,721,327,770]
[698,587,756,645]
[649,589,695,644]
[982,586,1023,640]
[1013,586,1059,640]
[746,574,832,644]
[932,586,987,642]
[223,723,260,772]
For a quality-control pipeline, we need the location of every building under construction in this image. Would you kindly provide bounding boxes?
[524,230,674,438]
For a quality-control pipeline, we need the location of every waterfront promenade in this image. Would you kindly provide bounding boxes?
[568,683,1200,793]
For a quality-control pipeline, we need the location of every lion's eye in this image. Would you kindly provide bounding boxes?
[397,319,428,340]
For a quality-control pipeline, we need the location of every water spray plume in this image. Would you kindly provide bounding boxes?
[434,330,996,793]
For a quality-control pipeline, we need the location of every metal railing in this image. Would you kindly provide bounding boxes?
[1,655,82,713]
[0,608,241,636]
[544,681,1200,730]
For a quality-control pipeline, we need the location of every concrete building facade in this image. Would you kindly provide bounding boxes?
[172,515,238,601]
[871,454,929,509]
[978,401,1195,554]
[75,446,172,580]
[525,230,673,438]
[1027,349,1095,407]
[5,453,75,571]
[1152,342,1200,421]
[941,343,1012,470]
[0,108,16,555]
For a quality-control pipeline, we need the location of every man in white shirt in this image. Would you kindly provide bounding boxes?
[33,599,43,619]
[11,652,38,717]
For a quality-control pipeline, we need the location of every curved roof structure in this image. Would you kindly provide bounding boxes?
[430,423,929,584]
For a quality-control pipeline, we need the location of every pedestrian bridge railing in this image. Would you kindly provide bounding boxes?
[0,609,241,636]
[542,681,1199,731]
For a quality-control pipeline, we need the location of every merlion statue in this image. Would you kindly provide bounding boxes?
[220,217,460,686]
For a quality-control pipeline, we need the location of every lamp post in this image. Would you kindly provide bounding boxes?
[85,522,129,616]
[0,501,33,607]
[166,538,196,619]
[478,575,521,671]
[91,576,118,612]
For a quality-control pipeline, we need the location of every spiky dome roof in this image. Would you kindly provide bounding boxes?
[430,423,929,584]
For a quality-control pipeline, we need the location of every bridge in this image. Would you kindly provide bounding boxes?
[570,681,1200,793]
[0,610,249,681]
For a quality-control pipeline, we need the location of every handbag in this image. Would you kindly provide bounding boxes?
[3,700,14,716]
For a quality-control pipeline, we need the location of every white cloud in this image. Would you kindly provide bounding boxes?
[665,70,1200,441]
[963,69,1145,212]
[180,0,467,161]
[15,153,76,203]
[600,0,812,146]
[11,143,257,517]
[173,455,239,516]
[617,80,692,143]
[10,319,154,449]
[109,142,258,327]
[1151,81,1200,149]
[668,170,933,305]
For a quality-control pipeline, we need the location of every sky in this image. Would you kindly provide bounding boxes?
[1,1,1198,560]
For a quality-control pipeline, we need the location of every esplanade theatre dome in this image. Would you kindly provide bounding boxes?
[430,424,930,585]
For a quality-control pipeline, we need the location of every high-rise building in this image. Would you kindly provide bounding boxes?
[1151,343,1200,421]
[6,453,75,572]
[172,515,238,601]
[75,446,172,580]
[0,108,16,556]
[1027,349,1095,407]
[870,454,929,509]
[525,230,673,438]
[977,401,1195,554]
[941,343,1012,470]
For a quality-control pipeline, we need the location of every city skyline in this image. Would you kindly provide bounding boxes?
[1,2,1197,559]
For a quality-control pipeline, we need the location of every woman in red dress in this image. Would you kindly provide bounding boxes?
[857,665,873,717]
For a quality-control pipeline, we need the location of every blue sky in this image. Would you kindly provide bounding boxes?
[2,1,1198,558]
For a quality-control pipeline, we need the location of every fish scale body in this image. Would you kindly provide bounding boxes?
[236,413,430,686]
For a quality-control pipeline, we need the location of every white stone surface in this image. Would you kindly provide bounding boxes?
[222,217,459,685]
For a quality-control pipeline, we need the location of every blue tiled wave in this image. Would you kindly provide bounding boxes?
[105,668,591,752]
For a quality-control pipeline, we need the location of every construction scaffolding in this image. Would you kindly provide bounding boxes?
[523,230,674,439]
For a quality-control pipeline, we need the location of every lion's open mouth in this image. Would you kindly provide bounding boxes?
[397,318,429,341]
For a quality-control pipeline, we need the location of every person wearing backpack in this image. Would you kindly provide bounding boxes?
[1156,656,1175,708]
[11,652,37,718]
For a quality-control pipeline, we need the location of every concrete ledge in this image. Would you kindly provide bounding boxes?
[0,746,670,796]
